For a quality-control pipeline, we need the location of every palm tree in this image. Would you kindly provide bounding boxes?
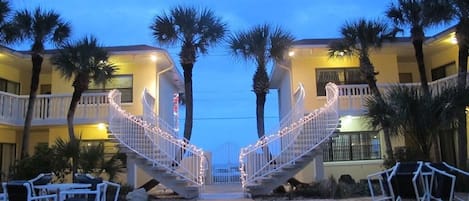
[6,7,71,158]
[329,18,398,161]
[386,0,453,96]
[0,0,11,43]
[366,85,469,162]
[227,24,294,139]
[51,36,116,144]
[450,0,469,170]
[51,36,116,176]
[150,6,227,142]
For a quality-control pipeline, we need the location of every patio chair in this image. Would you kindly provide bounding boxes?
[367,166,395,201]
[59,182,107,201]
[426,162,469,201]
[3,180,57,201]
[74,173,120,201]
[387,161,427,201]
[29,173,53,186]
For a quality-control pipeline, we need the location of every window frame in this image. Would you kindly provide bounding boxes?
[323,131,381,162]
[86,74,133,103]
[316,67,365,96]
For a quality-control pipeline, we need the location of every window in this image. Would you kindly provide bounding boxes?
[87,75,133,103]
[431,61,456,81]
[323,131,381,162]
[80,140,118,159]
[0,143,15,182]
[316,68,365,96]
[0,78,20,94]
[399,73,413,83]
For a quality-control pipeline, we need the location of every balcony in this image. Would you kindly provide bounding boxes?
[0,92,109,126]
[337,73,467,115]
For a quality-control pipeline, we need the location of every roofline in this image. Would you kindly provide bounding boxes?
[292,24,457,47]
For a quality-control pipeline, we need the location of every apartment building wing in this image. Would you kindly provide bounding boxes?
[0,44,183,182]
[270,26,461,182]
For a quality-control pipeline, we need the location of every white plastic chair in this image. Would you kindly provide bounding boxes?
[59,182,107,201]
[367,166,396,201]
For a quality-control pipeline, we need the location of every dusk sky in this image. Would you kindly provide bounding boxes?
[9,1,453,164]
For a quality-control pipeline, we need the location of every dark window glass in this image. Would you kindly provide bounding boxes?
[431,61,456,81]
[316,68,365,96]
[86,75,133,103]
[0,78,20,95]
[323,131,381,162]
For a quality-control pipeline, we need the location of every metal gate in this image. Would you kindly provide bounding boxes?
[210,142,241,184]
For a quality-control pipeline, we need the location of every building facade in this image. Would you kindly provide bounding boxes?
[0,44,183,184]
[270,27,464,182]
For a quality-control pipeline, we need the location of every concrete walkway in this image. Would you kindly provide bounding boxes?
[198,183,253,201]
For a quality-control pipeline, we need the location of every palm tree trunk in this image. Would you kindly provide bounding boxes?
[20,53,43,159]
[360,56,394,160]
[456,36,468,169]
[68,86,84,180]
[412,39,430,96]
[182,63,194,142]
[255,92,266,139]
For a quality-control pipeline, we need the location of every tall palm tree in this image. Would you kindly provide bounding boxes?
[386,0,453,96]
[51,36,116,144]
[329,18,398,161]
[6,7,71,158]
[51,36,116,177]
[227,24,294,139]
[150,6,227,142]
[451,0,469,170]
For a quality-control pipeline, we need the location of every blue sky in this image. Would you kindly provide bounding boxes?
[9,1,452,163]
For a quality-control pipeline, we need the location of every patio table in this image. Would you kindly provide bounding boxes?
[34,183,91,200]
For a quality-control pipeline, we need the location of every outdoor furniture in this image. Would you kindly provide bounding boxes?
[74,174,120,201]
[29,173,53,186]
[387,161,427,201]
[425,162,469,201]
[34,183,92,195]
[367,166,395,201]
[59,182,107,201]
[3,180,57,201]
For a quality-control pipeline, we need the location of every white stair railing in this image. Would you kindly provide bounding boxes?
[142,89,178,137]
[108,90,206,186]
[239,83,339,188]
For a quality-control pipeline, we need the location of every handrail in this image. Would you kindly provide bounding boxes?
[239,83,339,188]
[108,89,205,186]
[141,89,179,137]
[0,92,109,125]
[337,73,469,114]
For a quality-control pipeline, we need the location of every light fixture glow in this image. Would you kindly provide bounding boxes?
[450,37,458,44]
[97,123,106,130]
[150,55,157,61]
[288,51,295,57]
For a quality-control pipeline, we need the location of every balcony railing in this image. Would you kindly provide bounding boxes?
[337,73,469,115]
[0,91,109,126]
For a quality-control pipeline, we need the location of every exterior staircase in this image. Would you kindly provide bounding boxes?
[107,90,205,199]
[239,83,339,196]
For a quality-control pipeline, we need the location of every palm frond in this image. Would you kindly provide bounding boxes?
[269,26,294,62]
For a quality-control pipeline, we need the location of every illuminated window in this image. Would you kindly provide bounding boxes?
[323,131,381,162]
[87,75,133,103]
[316,68,365,96]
